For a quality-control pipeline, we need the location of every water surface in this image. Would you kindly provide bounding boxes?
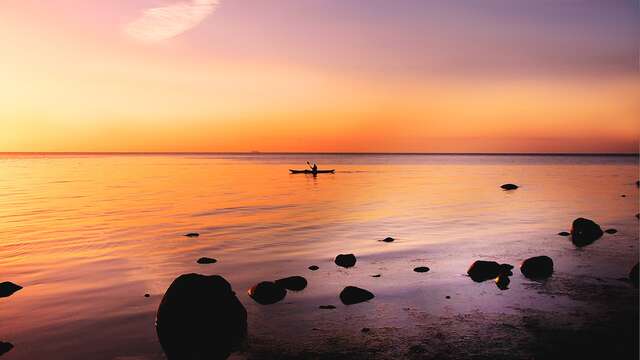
[0,154,638,359]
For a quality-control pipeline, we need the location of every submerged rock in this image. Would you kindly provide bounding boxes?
[308,265,319,271]
[0,282,22,298]
[558,231,570,236]
[335,254,357,268]
[371,274,381,278]
[319,305,336,309]
[500,183,519,190]
[495,274,510,290]
[571,218,603,246]
[0,342,14,356]
[381,237,395,243]
[248,281,286,305]
[184,233,200,238]
[197,257,217,264]
[275,276,307,291]
[520,256,554,279]
[604,229,618,234]
[339,286,374,305]
[413,266,430,273]
[467,261,513,282]
[630,263,639,288]
[156,273,247,360]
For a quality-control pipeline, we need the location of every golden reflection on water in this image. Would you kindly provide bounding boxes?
[0,154,638,359]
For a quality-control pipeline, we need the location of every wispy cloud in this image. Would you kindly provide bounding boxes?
[124,0,220,43]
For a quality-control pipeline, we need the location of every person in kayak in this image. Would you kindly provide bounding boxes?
[307,161,318,174]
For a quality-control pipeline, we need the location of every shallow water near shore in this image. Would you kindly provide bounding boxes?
[0,154,638,359]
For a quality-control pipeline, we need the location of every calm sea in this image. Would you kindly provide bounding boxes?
[0,154,638,359]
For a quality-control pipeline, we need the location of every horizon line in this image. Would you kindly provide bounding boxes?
[0,151,638,157]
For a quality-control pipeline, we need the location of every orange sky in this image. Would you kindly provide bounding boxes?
[1,0,639,153]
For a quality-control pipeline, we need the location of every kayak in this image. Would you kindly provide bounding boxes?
[289,169,335,174]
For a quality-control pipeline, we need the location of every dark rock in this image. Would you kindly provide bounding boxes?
[637,213,639,219]
[495,274,510,290]
[156,274,247,360]
[339,286,374,305]
[275,276,307,291]
[445,295,451,299]
[144,293,150,298]
[0,342,14,356]
[197,257,217,264]
[0,282,22,298]
[604,228,617,234]
[184,233,200,238]
[558,231,570,236]
[500,183,519,190]
[335,254,357,268]
[571,217,603,246]
[361,327,371,333]
[636,180,639,187]
[630,263,639,288]
[319,305,336,309]
[520,256,554,279]
[413,266,430,273]
[467,261,512,282]
[308,265,319,271]
[381,237,395,243]
[248,281,286,305]
[371,274,381,278]
[621,194,626,197]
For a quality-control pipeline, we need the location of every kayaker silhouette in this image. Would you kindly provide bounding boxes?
[307,161,318,174]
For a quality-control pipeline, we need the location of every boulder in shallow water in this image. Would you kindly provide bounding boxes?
[413,266,430,273]
[467,261,512,282]
[0,282,22,298]
[339,286,374,305]
[520,256,554,279]
[500,183,519,190]
[248,281,286,305]
[275,276,307,291]
[630,263,639,288]
[197,257,217,264]
[571,218,603,246]
[0,342,14,356]
[335,254,357,268]
[156,273,247,360]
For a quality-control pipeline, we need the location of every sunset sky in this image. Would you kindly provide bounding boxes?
[1,0,638,153]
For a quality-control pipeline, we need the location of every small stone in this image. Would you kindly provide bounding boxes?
[319,305,336,309]
[196,257,217,264]
[381,237,395,243]
[335,254,357,268]
[339,286,374,305]
[520,256,554,279]
[275,276,307,291]
[248,281,287,305]
[0,342,14,356]
[184,232,200,238]
[413,266,430,273]
[361,327,371,333]
[500,183,519,190]
[371,274,381,278]
[308,265,319,271]
[604,229,617,234]
[558,231,570,236]
[0,282,22,298]
[144,293,150,298]
[445,296,451,299]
